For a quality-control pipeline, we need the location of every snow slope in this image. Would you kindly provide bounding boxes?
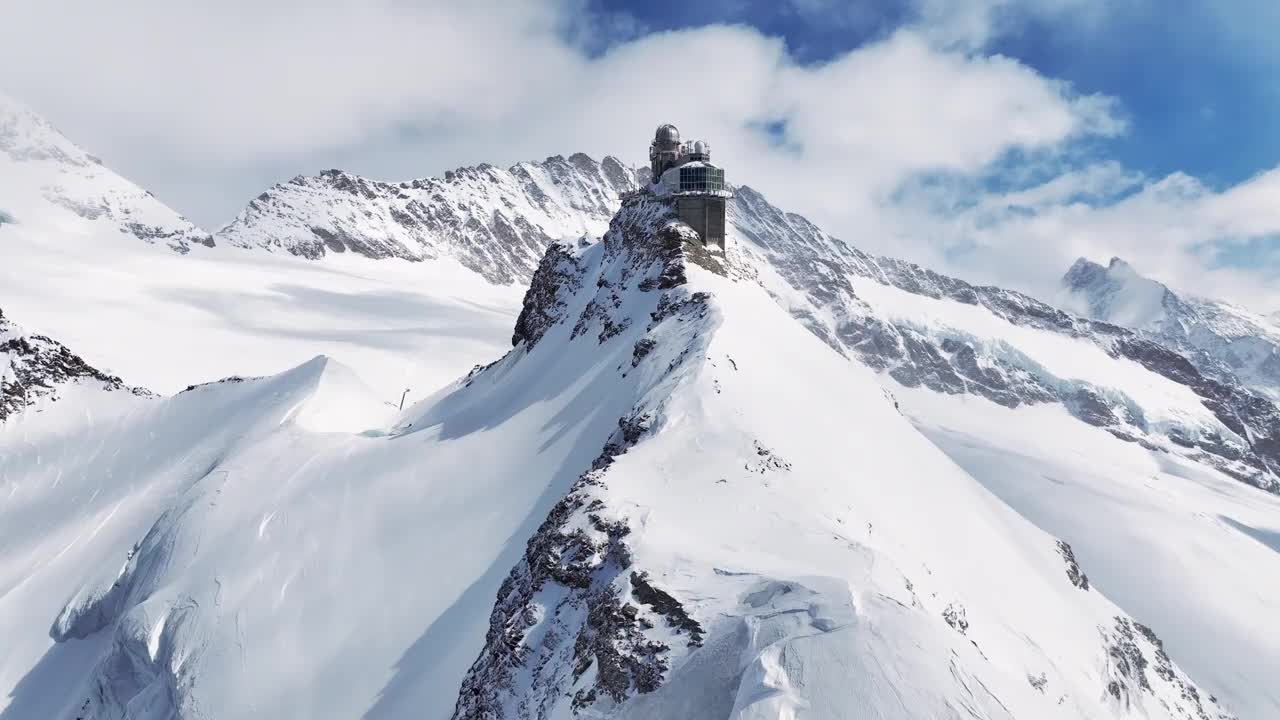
[904,388,1280,719]
[0,97,531,400]
[1061,257,1280,401]
[1,191,1254,720]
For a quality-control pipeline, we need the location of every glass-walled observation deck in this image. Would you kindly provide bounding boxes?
[678,164,725,193]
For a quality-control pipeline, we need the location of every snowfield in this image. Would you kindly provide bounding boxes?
[1,93,522,402]
[0,207,522,402]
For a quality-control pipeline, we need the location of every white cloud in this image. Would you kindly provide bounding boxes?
[0,0,1274,312]
[895,166,1280,312]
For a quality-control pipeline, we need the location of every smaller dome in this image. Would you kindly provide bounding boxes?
[693,140,708,155]
[655,124,681,144]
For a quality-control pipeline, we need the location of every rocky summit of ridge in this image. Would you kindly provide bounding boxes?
[215,154,642,284]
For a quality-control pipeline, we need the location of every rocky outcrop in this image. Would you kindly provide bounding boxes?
[0,307,148,421]
[512,243,584,349]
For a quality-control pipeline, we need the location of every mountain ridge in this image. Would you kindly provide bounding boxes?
[215,153,642,284]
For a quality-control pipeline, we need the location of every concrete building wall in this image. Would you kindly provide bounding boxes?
[676,196,727,250]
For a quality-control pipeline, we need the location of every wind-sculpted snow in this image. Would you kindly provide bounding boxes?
[216,154,641,284]
[0,94,213,253]
[0,306,148,421]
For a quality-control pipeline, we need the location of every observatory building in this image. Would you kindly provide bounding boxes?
[648,124,730,251]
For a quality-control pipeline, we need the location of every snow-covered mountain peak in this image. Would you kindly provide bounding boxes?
[0,94,98,168]
[1060,256,1182,330]
[216,153,642,284]
[1106,256,1134,272]
[1060,255,1280,400]
[0,96,214,253]
[5,117,1280,718]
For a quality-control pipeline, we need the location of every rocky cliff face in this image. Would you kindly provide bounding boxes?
[0,95,214,253]
[216,154,641,284]
[0,307,148,421]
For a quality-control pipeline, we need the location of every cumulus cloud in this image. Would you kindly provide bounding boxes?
[0,0,1274,312]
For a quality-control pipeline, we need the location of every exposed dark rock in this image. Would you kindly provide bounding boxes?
[942,603,968,635]
[1100,617,1236,719]
[630,338,657,367]
[1055,540,1090,591]
[747,441,792,474]
[512,243,582,349]
[629,572,704,646]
